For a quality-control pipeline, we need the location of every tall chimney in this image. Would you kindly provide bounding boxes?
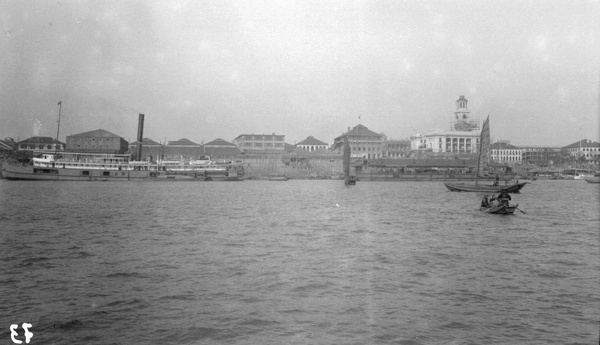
[136,114,144,160]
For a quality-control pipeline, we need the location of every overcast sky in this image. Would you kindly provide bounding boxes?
[1,0,598,146]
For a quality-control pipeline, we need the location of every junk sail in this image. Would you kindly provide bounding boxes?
[475,115,490,185]
[443,115,527,192]
[343,136,356,185]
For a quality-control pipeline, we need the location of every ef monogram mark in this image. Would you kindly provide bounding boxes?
[10,323,33,344]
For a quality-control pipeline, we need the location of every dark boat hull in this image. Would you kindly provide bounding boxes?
[444,182,526,193]
[344,176,357,185]
[480,204,518,214]
[268,177,289,181]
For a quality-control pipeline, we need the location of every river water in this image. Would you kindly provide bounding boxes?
[0,179,598,344]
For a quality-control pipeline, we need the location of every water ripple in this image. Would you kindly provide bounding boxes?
[0,179,598,344]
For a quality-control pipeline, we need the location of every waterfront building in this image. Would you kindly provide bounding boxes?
[519,146,566,165]
[66,129,128,154]
[383,139,411,158]
[17,136,65,152]
[563,139,600,162]
[203,138,241,159]
[233,133,286,152]
[296,136,329,152]
[491,141,522,163]
[332,124,385,159]
[410,95,480,155]
[163,138,205,161]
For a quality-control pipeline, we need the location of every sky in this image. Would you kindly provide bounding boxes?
[1,0,598,147]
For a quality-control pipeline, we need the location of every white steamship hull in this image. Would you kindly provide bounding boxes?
[1,163,156,181]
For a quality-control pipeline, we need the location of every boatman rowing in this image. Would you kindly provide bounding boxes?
[496,188,511,206]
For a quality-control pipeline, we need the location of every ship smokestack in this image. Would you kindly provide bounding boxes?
[136,114,144,160]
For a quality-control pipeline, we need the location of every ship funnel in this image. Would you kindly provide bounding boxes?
[136,114,144,160]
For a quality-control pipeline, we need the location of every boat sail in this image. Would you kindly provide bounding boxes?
[475,115,491,185]
[444,115,526,193]
[343,136,357,185]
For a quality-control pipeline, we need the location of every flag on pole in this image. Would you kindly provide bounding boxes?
[58,101,61,106]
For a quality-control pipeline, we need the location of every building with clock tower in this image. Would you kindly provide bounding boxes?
[410,95,481,155]
[452,95,479,131]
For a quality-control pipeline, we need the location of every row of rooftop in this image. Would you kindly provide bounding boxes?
[1,96,599,165]
[2,125,599,166]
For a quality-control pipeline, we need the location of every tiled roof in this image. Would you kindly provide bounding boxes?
[141,138,162,146]
[562,139,600,149]
[167,138,200,146]
[17,136,65,145]
[129,138,162,147]
[69,129,122,138]
[344,124,381,137]
[296,136,328,146]
[205,138,236,147]
[491,142,520,150]
[333,125,383,145]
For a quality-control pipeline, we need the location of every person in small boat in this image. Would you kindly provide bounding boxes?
[497,188,511,206]
[481,195,490,208]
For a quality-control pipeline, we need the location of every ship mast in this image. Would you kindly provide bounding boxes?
[55,101,62,154]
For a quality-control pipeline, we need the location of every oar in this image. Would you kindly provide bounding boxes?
[516,207,526,214]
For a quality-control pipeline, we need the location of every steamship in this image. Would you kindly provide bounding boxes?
[1,109,160,181]
[1,151,159,181]
[1,152,244,181]
[1,109,243,181]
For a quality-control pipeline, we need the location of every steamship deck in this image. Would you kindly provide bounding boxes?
[1,152,158,181]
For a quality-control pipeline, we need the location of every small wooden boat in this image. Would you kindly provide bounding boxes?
[585,174,600,184]
[344,175,357,185]
[268,176,289,181]
[480,193,520,214]
[480,203,518,214]
[445,181,526,193]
